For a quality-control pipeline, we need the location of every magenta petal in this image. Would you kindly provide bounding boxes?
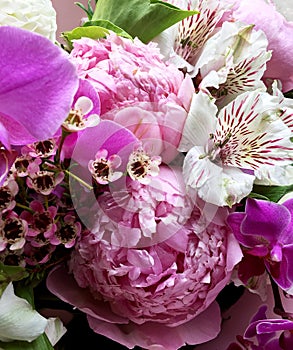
[0,26,78,144]
[227,212,254,247]
[72,120,138,168]
[281,199,293,244]
[0,121,10,150]
[73,79,101,116]
[241,199,291,242]
[266,244,293,292]
[46,265,128,324]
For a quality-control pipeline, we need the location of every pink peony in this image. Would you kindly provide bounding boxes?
[223,0,293,92]
[103,102,189,163]
[69,32,193,115]
[47,166,242,349]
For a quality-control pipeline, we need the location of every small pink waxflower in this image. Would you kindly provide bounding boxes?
[10,155,34,177]
[22,138,58,158]
[24,243,56,266]
[88,149,122,185]
[26,162,64,196]
[0,211,28,252]
[0,247,26,267]
[127,145,161,184]
[50,214,81,248]
[21,200,58,245]
[62,96,100,132]
[0,178,18,214]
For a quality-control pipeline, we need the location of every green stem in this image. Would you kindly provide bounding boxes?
[64,170,93,190]
[15,203,33,213]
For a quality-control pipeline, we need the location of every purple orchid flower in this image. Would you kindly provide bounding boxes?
[227,198,293,295]
[244,305,293,349]
[0,26,78,185]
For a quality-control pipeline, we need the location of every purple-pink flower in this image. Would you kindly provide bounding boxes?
[47,166,242,349]
[0,26,78,186]
[227,198,293,295]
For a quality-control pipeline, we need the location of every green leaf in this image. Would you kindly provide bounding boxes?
[83,20,132,39]
[62,25,109,49]
[252,184,293,203]
[14,283,35,306]
[0,334,53,350]
[0,263,28,297]
[92,0,198,43]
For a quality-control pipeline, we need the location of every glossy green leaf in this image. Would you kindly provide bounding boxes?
[252,184,293,203]
[62,25,109,49]
[0,334,53,350]
[0,263,28,297]
[92,0,198,43]
[83,20,132,39]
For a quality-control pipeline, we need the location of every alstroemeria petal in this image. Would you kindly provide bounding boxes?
[215,90,293,171]
[179,92,217,151]
[0,283,48,342]
[0,26,78,145]
[183,146,255,206]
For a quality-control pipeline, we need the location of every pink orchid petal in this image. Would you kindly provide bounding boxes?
[0,26,78,144]
[72,120,138,169]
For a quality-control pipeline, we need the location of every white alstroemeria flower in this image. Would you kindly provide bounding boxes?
[0,283,48,342]
[195,21,272,106]
[0,0,57,41]
[254,82,293,185]
[155,0,229,72]
[179,90,293,207]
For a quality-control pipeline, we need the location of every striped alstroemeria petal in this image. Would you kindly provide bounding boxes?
[197,22,271,104]
[174,0,227,65]
[178,91,217,151]
[214,90,293,170]
[183,146,255,206]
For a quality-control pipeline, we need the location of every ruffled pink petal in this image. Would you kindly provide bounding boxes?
[46,265,128,324]
[87,302,221,350]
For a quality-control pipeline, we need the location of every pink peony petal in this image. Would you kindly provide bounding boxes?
[46,265,128,324]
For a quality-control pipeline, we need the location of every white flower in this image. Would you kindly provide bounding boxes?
[0,0,57,41]
[194,21,271,106]
[0,282,48,342]
[45,318,67,346]
[155,0,229,72]
[179,90,293,206]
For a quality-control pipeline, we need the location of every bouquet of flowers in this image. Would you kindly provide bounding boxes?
[0,0,293,349]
